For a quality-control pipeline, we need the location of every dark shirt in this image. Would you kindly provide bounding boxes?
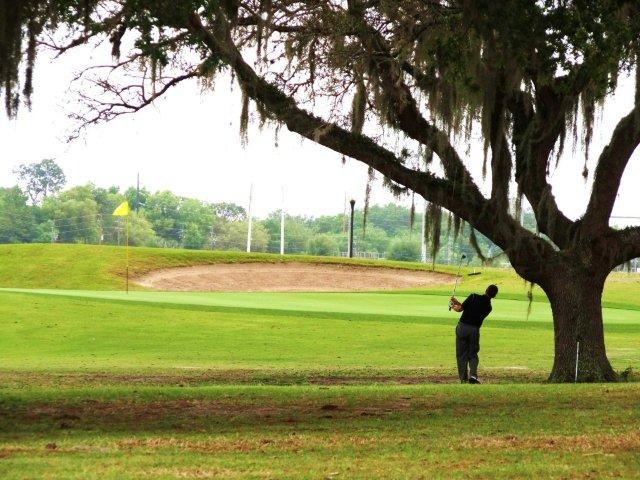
[460,293,492,328]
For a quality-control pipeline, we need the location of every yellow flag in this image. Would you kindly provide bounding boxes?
[113,201,130,216]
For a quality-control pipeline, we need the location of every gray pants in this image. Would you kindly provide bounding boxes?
[456,322,480,381]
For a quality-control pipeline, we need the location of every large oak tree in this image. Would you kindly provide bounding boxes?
[2,0,639,381]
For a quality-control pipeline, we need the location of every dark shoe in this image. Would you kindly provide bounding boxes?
[468,377,481,384]
[460,379,468,384]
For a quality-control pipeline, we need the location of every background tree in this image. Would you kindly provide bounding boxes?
[43,186,100,244]
[214,221,268,252]
[212,203,246,222]
[0,187,39,243]
[143,191,181,245]
[127,211,158,247]
[307,234,339,257]
[14,159,66,205]
[178,198,216,249]
[89,185,125,244]
[263,212,313,254]
[387,238,422,263]
[356,225,391,256]
[124,186,150,213]
[3,0,640,381]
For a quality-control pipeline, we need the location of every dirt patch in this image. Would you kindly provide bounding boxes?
[134,262,453,292]
[0,370,547,389]
[13,397,422,434]
[464,431,640,453]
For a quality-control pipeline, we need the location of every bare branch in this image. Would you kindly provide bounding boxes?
[69,69,199,140]
[39,6,127,58]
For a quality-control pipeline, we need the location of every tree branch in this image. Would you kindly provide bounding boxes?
[346,9,483,208]
[69,68,199,140]
[509,88,576,248]
[488,73,512,208]
[582,106,640,235]
[186,10,528,252]
[612,226,640,266]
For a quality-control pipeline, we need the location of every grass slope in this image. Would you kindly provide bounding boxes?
[0,243,452,290]
[2,244,639,308]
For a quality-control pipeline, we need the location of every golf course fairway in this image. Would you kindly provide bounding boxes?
[0,245,638,478]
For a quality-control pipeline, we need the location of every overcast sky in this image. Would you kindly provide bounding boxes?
[0,45,638,226]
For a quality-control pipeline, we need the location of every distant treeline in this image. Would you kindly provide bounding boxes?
[1,161,507,263]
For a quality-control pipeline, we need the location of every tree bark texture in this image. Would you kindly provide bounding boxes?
[538,263,617,382]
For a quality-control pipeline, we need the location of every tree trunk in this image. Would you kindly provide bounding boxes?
[541,267,617,383]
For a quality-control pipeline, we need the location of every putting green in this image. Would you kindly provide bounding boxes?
[2,287,639,324]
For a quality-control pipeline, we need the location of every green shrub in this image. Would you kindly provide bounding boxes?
[307,234,339,256]
[387,238,421,262]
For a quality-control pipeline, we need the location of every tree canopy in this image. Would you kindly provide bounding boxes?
[14,159,66,204]
[2,1,638,261]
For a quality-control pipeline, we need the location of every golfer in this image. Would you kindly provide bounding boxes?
[450,284,498,384]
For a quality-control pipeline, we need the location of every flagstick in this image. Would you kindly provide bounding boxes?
[113,201,131,294]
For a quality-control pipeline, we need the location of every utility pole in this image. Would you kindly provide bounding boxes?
[280,186,285,255]
[51,224,55,244]
[348,199,355,258]
[246,183,253,253]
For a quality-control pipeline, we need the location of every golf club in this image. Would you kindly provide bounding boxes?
[449,253,467,310]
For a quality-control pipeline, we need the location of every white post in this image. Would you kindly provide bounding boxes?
[280,186,285,255]
[421,199,427,263]
[574,341,580,383]
[246,183,253,253]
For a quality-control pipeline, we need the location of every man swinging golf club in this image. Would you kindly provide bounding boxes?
[450,283,498,384]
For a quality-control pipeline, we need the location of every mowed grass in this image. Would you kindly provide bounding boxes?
[2,244,640,478]
[1,289,639,376]
[1,383,639,479]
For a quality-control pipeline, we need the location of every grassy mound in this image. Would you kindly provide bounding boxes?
[0,243,452,291]
[1,243,639,308]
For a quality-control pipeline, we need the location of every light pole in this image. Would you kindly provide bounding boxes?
[348,199,355,258]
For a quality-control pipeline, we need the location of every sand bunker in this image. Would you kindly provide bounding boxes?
[135,262,453,292]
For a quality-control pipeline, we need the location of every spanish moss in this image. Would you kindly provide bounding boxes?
[361,166,375,237]
[409,191,416,234]
[469,228,487,263]
[239,89,249,146]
